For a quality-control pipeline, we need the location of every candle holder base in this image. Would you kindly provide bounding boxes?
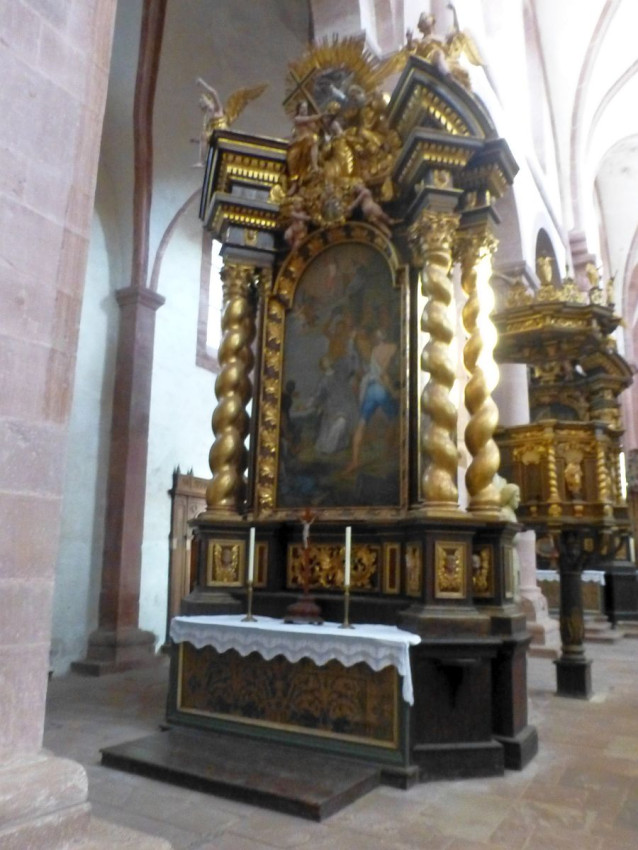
[339,586,354,629]
[284,593,323,625]
[242,582,257,623]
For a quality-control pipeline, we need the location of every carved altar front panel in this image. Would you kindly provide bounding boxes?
[177,643,399,747]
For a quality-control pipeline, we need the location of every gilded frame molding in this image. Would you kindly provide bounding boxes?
[254,223,409,520]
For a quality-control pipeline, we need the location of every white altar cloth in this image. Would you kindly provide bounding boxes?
[170,614,421,704]
[537,570,605,585]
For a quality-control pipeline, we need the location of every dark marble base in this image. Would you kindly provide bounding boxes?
[554,657,592,699]
[101,728,380,821]
[493,724,539,770]
[412,740,504,781]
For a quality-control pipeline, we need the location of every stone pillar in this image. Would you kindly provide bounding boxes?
[73,287,165,675]
[0,1,118,845]
[569,229,596,284]
[495,364,560,654]
[73,0,168,676]
[408,208,461,515]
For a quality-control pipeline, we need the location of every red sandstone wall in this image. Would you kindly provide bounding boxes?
[0,0,117,759]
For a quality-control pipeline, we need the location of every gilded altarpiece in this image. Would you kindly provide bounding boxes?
[255,226,408,519]
[163,31,540,789]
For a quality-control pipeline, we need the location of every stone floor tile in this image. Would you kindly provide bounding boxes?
[42,639,638,850]
[91,801,205,850]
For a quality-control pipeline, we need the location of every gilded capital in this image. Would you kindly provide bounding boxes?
[453,228,498,272]
[408,209,460,267]
[220,262,255,303]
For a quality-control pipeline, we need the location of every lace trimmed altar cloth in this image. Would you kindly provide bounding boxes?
[537,570,605,584]
[170,614,421,704]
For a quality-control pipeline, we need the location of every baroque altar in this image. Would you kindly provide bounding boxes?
[106,23,540,806]
[181,27,539,783]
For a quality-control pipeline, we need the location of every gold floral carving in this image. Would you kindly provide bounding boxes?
[405,543,423,597]
[472,546,492,596]
[255,300,285,515]
[178,644,398,746]
[287,543,379,591]
[205,262,256,513]
[207,541,242,586]
[383,544,401,594]
[409,210,460,511]
[455,228,501,515]
[434,542,465,598]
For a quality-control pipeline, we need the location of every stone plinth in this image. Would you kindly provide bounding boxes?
[517,530,560,657]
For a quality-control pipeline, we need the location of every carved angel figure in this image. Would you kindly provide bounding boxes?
[348,183,394,238]
[194,77,267,166]
[406,5,483,90]
[283,196,311,251]
[443,3,484,89]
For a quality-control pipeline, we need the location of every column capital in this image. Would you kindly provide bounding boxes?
[115,285,166,311]
[407,209,460,267]
[453,226,499,270]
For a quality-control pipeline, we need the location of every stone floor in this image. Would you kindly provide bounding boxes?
[44,639,638,850]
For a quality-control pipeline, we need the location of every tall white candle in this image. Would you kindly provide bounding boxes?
[247,527,255,583]
[344,526,351,587]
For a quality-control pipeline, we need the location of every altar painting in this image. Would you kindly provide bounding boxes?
[277,241,401,508]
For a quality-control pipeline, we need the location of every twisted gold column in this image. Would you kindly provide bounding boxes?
[409,210,460,513]
[596,437,613,517]
[545,427,562,518]
[456,229,501,516]
[205,262,256,513]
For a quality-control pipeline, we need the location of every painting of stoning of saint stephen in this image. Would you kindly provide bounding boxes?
[278,242,401,508]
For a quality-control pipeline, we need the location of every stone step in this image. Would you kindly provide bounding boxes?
[101,727,380,821]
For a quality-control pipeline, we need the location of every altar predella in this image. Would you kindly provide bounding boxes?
[106,17,543,809]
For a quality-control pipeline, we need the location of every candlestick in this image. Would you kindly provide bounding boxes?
[242,581,256,622]
[247,526,255,583]
[339,583,354,629]
[344,526,351,587]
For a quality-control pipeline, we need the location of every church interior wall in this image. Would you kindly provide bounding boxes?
[49,0,312,673]
[50,208,118,674]
[139,203,214,643]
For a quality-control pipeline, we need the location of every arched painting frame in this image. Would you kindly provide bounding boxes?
[254,224,408,518]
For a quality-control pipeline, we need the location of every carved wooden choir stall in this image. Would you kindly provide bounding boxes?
[103,29,541,816]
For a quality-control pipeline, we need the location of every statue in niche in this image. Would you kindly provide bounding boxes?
[564,460,583,500]
[537,255,554,287]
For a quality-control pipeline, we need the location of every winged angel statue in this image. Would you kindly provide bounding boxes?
[194,77,267,165]
[406,4,483,90]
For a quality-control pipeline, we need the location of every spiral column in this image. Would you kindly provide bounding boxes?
[205,261,256,514]
[455,227,501,516]
[409,209,461,514]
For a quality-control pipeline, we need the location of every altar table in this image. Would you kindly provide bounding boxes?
[537,569,605,613]
[167,615,421,772]
[170,614,421,703]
